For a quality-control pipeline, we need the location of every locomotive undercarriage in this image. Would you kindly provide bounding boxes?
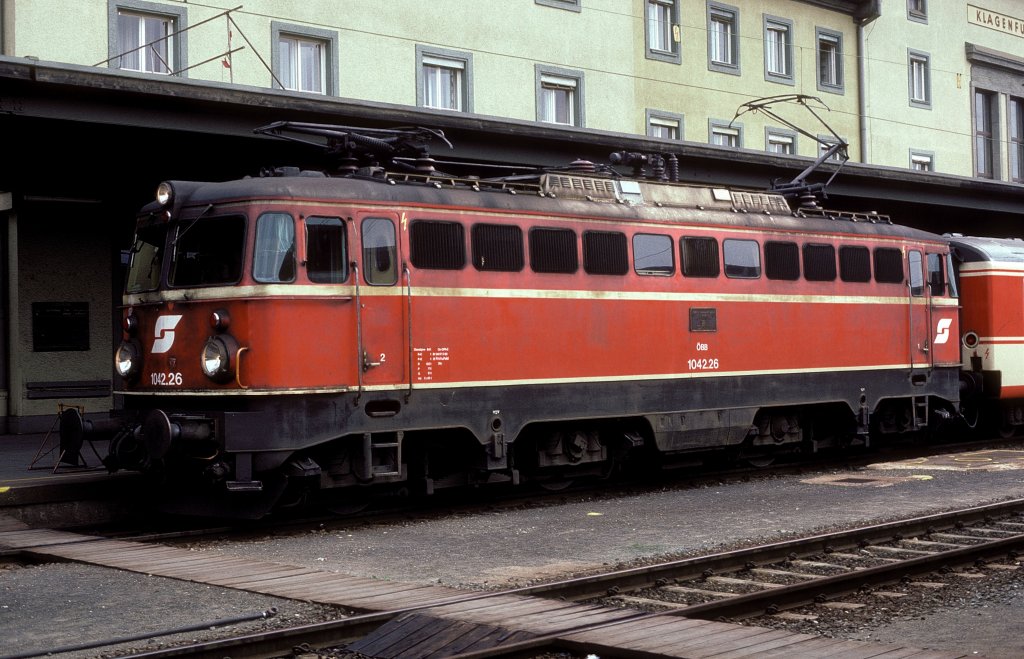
[63,365,963,517]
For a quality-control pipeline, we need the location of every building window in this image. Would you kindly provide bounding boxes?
[1010,97,1024,182]
[908,50,931,108]
[764,16,794,84]
[646,0,680,63]
[535,0,581,11]
[271,22,338,95]
[975,89,998,179]
[818,135,846,162]
[907,0,927,23]
[108,1,187,75]
[646,110,683,140]
[910,151,934,172]
[707,3,739,74]
[816,29,844,93]
[710,120,742,148]
[417,46,472,112]
[536,66,584,127]
[766,129,796,154]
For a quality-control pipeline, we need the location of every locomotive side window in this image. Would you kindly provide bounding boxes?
[305,217,348,284]
[254,213,296,283]
[169,215,245,288]
[723,239,761,279]
[529,227,578,274]
[362,217,398,285]
[633,233,674,276]
[803,243,837,281]
[908,250,925,296]
[471,223,524,272]
[125,224,166,293]
[680,237,720,278]
[873,247,904,284]
[764,241,800,281]
[410,220,466,270]
[927,253,945,296]
[583,231,629,275]
[838,245,871,282]
[254,213,297,283]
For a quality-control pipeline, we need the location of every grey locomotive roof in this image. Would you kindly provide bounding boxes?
[948,235,1024,263]
[149,171,946,244]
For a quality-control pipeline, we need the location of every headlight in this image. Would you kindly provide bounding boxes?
[156,181,174,207]
[201,335,238,382]
[115,341,141,381]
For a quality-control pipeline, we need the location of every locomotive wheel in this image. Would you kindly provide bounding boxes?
[744,455,776,468]
[537,478,574,492]
[999,424,1017,439]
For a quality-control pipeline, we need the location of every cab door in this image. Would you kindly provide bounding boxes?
[355,213,407,388]
[907,249,931,370]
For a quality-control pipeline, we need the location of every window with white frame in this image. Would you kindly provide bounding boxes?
[817,29,843,92]
[279,35,325,93]
[766,130,795,154]
[116,11,172,73]
[646,0,679,63]
[975,89,997,179]
[108,1,187,75]
[910,151,934,172]
[908,50,931,108]
[1010,97,1024,182]
[647,111,682,140]
[537,67,583,126]
[907,0,927,23]
[417,47,472,112]
[272,22,338,95]
[710,120,741,148]
[764,16,793,84]
[818,136,846,162]
[707,3,739,74]
[535,0,581,11]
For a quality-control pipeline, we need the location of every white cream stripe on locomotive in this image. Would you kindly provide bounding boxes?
[120,361,924,396]
[126,285,959,307]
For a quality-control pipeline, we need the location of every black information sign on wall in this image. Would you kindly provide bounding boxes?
[32,302,89,351]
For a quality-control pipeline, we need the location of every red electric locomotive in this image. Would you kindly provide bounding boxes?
[62,123,964,515]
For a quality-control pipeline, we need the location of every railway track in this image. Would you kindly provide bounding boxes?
[108,498,1024,658]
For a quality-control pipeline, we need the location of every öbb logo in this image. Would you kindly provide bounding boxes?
[152,315,183,354]
[933,318,953,345]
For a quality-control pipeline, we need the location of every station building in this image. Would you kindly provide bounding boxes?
[0,0,1021,432]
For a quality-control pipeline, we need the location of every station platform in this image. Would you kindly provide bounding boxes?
[0,431,138,527]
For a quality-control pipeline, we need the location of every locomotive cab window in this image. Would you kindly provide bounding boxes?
[927,252,946,296]
[126,224,166,293]
[873,247,904,284]
[681,236,720,278]
[803,243,836,281]
[169,215,245,288]
[633,233,674,276]
[764,241,799,281]
[723,239,760,279]
[305,216,348,283]
[583,230,629,275]
[410,220,466,270]
[362,217,398,285]
[839,245,871,283]
[472,223,524,272]
[529,227,578,274]
[254,213,297,283]
[908,250,925,296]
